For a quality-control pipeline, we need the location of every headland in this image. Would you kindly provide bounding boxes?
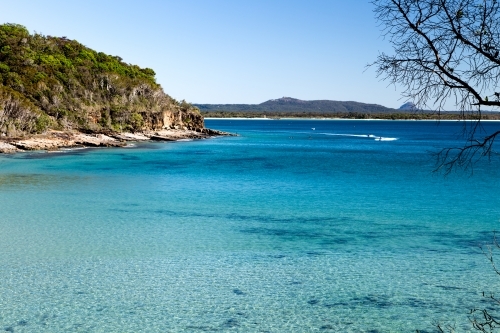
[0,23,232,154]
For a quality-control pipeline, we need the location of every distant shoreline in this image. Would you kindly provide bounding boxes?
[200,110,500,121]
[204,116,500,122]
[204,115,500,122]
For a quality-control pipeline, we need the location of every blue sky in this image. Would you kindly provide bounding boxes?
[0,1,405,107]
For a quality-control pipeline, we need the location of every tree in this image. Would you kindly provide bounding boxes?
[371,0,500,173]
[371,1,500,331]
[467,235,500,333]
[432,234,500,333]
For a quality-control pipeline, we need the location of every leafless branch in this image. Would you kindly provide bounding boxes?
[371,0,500,172]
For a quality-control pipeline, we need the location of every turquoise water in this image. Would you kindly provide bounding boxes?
[0,119,499,332]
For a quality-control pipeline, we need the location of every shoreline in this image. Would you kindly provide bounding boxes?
[0,128,235,154]
[205,117,500,122]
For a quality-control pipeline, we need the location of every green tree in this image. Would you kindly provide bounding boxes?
[129,112,144,131]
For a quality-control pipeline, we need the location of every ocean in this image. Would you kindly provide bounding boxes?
[0,119,499,332]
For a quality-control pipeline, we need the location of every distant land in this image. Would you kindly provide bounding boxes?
[195,97,500,120]
[195,97,398,114]
[398,102,418,111]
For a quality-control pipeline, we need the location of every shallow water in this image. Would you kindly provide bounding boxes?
[0,119,499,332]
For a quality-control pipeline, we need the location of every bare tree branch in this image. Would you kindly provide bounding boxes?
[371,0,500,173]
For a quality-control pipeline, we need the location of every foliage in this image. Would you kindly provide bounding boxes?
[0,23,201,136]
[199,110,500,120]
[34,113,52,133]
[0,84,47,135]
[129,112,144,130]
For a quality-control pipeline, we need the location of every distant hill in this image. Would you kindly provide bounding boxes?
[195,97,399,113]
[399,102,418,111]
[195,97,500,120]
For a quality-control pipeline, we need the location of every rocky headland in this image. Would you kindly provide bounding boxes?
[0,23,232,154]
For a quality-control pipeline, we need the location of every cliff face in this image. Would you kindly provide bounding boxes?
[0,85,45,136]
[73,75,204,133]
[0,23,203,137]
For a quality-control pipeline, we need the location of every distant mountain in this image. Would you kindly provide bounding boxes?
[195,97,398,113]
[399,102,418,111]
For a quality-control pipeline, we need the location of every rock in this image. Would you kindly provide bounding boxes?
[0,142,19,153]
[0,128,234,154]
[202,128,237,136]
[111,133,149,141]
[149,135,176,142]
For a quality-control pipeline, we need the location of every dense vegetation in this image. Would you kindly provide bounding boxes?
[0,23,201,137]
[201,110,500,120]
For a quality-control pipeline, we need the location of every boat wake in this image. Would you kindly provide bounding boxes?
[376,137,398,141]
[322,133,398,141]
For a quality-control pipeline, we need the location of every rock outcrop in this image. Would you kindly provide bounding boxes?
[0,128,235,154]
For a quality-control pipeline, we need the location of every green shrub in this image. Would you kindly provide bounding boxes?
[0,62,9,73]
[38,54,62,67]
[32,72,47,83]
[140,67,155,77]
[78,49,96,63]
[5,72,23,89]
[130,112,143,131]
[34,114,51,133]
[0,23,29,39]
[1,45,11,54]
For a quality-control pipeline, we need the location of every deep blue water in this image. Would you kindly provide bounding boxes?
[0,119,499,332]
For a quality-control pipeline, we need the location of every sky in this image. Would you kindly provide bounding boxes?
[0,1,406,108]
